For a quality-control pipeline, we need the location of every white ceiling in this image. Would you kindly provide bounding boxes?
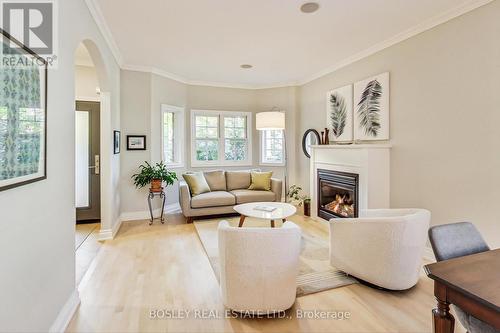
[93,0,488,88]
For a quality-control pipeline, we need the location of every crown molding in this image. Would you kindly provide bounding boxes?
[296,0,493,86]
[87,0,491,90]
[84,0,124,66]
[122,63,297,90]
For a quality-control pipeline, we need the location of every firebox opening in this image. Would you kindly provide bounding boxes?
[317,169,359,220]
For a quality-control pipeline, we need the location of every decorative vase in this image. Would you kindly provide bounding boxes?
[150,179,162,192]
[324,128,330,145]
[303,200,311,217]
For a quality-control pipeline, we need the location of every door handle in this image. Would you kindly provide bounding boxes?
[89,155,100,175]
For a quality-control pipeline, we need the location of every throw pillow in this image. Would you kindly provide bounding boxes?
[203,170,226,191]
[248,171,273,191]
[182,172,211,196]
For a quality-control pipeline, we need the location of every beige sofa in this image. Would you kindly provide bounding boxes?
[179,170,282,223]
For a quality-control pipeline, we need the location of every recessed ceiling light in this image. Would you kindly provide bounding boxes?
[240,64,253,69]
[300,2,319,13]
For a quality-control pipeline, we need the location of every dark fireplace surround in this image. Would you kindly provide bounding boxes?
[317,169,359,220]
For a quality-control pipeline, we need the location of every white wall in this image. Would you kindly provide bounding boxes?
[296,1,500,247]
[75,65,99,101]
[0,0,121,331]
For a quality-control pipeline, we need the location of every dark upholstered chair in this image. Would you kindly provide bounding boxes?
[428,222,499,333]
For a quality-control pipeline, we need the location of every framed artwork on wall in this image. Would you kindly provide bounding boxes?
[353,72,390,141]
[0,28,48,192]
[113,130,120,154]
[127,135,146,151]
[326,84,353,142]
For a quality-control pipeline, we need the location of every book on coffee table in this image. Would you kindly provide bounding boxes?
[253,205,277,212]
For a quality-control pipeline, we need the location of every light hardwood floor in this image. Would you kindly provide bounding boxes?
[75,223,101,286]
[67,213,465,333]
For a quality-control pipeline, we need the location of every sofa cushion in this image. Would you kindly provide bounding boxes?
[226,170,252,191]
[182,172,211,196]
[230,189,276,204]
[248,171,273,191]
[191,191,236,208]
[204,170,226,191]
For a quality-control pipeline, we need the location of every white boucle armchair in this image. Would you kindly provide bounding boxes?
[329,209,430,290]
[218,220,301,313]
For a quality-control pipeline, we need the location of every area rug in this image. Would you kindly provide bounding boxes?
[194,217,357,297]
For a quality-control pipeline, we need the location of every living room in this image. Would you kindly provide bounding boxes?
[0,0,499,332]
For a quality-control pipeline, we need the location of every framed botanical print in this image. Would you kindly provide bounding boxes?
[127,135,146,151]
[0,29,48,191]
[326,84,353,142]
[114,130,120,154]
[353,72,390,141]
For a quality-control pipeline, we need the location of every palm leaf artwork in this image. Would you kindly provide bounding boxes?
[329,92,347,138]
[357,79,382,137]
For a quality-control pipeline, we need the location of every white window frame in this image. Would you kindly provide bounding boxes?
[259,129,285,166]
[161,104,185,168]
[190,110,253,167]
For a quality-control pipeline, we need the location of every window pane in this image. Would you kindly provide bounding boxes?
[261,129,284,164]
[207,116,218,127]
[224,128,234,138]
[206,127,218,138]
[233,128,245,139]
[225,139,246,161]
[163,112,174,163]
[196,139,218,161]
[224,117,234,127]
[222,115,248,161]
[195,127,206,138]
[196,116,207,126]
[234,116,245,128]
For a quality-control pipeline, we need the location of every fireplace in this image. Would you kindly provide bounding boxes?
[317,169,359,220]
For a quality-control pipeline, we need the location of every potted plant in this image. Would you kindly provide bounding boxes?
[132,161,178,192]
[287,185,311,217]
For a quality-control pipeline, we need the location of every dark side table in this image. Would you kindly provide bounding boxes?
[147,189,166,225]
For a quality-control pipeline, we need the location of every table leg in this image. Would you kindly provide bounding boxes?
[238,215,246,227]
[147,192,154,225]
[432,298,455,333]
[271,220,275,228]
[160,191,166,224]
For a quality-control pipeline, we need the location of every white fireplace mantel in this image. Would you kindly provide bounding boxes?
[310,143,392,221]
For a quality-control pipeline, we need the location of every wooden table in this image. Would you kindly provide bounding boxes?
[424,249,500,333]
[233,202,296,228]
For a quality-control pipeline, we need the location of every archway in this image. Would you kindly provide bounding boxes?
[73,39,113,285]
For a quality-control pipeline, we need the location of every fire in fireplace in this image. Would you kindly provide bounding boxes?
[317,169,359,220]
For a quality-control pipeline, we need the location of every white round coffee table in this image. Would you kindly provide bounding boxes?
[233,202,297,228]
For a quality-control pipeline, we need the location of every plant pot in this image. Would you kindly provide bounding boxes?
[303,200,311,217]
[150,179,162,193]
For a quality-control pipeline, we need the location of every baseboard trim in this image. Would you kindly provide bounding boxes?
[120,203,181,222]
[97,217,122,241]
[49,289,80,333]
[423,246,436,262]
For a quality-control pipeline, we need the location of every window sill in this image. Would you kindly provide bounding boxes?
[164,162,185,169]
[259,162,286,167]
[190,161,254,168]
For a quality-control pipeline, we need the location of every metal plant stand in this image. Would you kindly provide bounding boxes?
[147,189,166,225]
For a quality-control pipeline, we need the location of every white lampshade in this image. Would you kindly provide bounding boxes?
[256,111,285,130]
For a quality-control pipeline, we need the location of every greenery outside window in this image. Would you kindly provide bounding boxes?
[260,129,285,165]
[161,104,184,168]
[191,110,252,167]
